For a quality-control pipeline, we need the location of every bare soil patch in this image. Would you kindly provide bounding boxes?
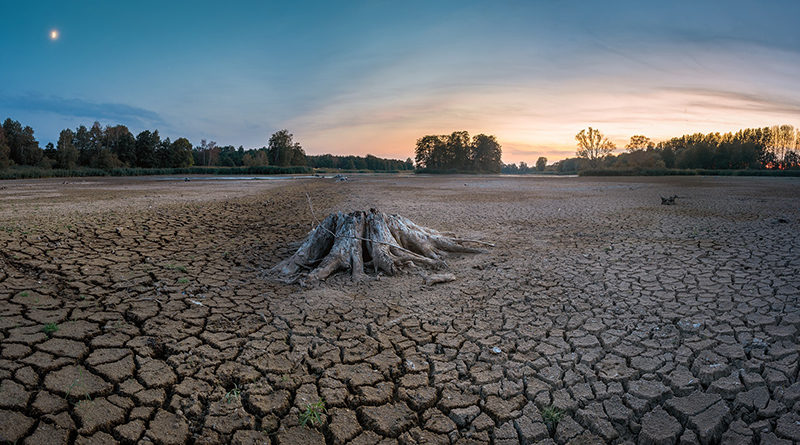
[1,174,798,444]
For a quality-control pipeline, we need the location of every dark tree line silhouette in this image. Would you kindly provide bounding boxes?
[0,118,410,172]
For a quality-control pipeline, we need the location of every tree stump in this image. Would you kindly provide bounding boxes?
[271,209,491,284]
[661,195,678,205]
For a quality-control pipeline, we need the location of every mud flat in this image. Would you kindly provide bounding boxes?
[1,175,799,444]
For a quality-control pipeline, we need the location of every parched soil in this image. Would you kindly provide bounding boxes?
[1,174,799,444]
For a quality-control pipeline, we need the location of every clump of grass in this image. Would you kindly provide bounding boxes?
[299,399,326,427]
[42,323,59,336]
[542,405,564,427]
[177,277,189,284]
[19,291,29,298]
[166,264,187,272]
[224,384,241,404]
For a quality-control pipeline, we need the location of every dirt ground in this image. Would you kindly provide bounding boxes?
[1,174,799,445]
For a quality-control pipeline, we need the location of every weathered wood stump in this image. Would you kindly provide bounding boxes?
[272,209,491,284]
[661,195,678,205]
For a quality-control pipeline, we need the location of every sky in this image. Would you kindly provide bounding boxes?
[1,1,799,163]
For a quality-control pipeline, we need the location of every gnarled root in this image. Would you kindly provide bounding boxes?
[271,208,490,283]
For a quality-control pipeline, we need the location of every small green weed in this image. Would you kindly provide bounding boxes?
[542,406,564,427]
[19,291,29,298]
[225,384,241,404]
[42,323,59,335]
[167,264,187,273]
[177,277,189,284]
[299,399,326,427]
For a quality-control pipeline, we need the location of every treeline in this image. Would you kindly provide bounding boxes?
[415,131,503,173]
[504,125,800,174]
[0,118,409,175]
[307,154,413,171]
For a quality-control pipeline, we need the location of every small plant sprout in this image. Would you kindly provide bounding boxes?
[42,323,59,336]
[178,277,189,284]
[167,264,187,272]
[299,399,326,427]
[224,384,241,404]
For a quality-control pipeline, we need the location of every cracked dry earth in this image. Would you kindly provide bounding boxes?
[1,175,799,445]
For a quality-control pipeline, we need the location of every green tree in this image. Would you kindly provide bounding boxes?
[243,149,269,166]
[135,130,160,168]
[536,156,547,171]
[268,130,305,166]
[167,137,194,168]
[105,125,136,166]
[56,129,78,169]
[575,127,615,167]
[74,125,91,166]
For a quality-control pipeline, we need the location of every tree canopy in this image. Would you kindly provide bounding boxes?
[575,127,616,166]
[415,131,502,173]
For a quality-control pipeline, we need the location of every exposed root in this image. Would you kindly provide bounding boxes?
[271,208,490,284]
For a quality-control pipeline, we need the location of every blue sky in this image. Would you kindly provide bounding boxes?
[2,0,799,162]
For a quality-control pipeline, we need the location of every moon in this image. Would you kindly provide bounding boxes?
[50,29,59,40]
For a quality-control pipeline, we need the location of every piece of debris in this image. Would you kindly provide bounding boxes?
[333,174,348,182]
[272,208,492,284]
[661,195,678,205]
[424,272,457,285]
[184,177,191,182]
[189,299,203,306]
[491,346,502,354]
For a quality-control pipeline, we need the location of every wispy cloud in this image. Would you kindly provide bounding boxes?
[661,87,800,115]
[0,93,162,127]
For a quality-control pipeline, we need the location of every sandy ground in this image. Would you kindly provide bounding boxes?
[0,174,799,444]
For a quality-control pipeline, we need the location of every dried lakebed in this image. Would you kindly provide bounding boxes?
[0,175,798,444]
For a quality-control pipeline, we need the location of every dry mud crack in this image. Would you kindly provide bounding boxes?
[0,175,799,444]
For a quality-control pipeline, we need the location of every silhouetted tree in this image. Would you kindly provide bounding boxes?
[0,124,10,168]
[56,129,78,169]
[626,135,653,152]
[415,131,502,172]
[536,157,547,171]
[3,118,43,166]
[576,127,615,167]
[471,134,502,173]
